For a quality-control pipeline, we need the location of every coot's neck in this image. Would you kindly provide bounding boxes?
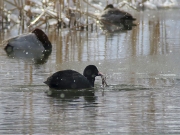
[87,77,95,87]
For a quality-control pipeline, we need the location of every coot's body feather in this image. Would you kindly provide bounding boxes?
[45,70,92,89]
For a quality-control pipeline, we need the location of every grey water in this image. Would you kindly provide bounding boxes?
[0,9,180,134]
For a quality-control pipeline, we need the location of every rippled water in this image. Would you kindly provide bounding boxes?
[0,9,180,134]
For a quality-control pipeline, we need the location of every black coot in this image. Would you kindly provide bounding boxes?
[44,65,105,89]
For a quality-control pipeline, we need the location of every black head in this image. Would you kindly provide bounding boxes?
[104,4,114,10]
[32,28,52,50]
[83,65,99,78]
[83,65,102,87]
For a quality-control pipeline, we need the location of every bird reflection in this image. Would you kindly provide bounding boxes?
[4,49,52,64]
[99,20,136,32]
[46,88,96,103]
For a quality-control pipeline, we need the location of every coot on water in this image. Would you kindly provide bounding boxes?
[44,65,107,89]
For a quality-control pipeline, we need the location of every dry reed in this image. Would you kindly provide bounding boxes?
[0,0,147,31]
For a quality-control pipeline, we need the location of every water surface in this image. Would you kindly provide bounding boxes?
[0,9,180,134]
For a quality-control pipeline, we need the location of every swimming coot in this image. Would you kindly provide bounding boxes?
[44,65,107,89]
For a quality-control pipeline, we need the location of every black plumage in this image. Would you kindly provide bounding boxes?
[44,65,104,89]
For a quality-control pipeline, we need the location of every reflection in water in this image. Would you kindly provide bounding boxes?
[46,89,96,103]
[99,19,136,32]
[4,48,52,64]
[0,10,180,134]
